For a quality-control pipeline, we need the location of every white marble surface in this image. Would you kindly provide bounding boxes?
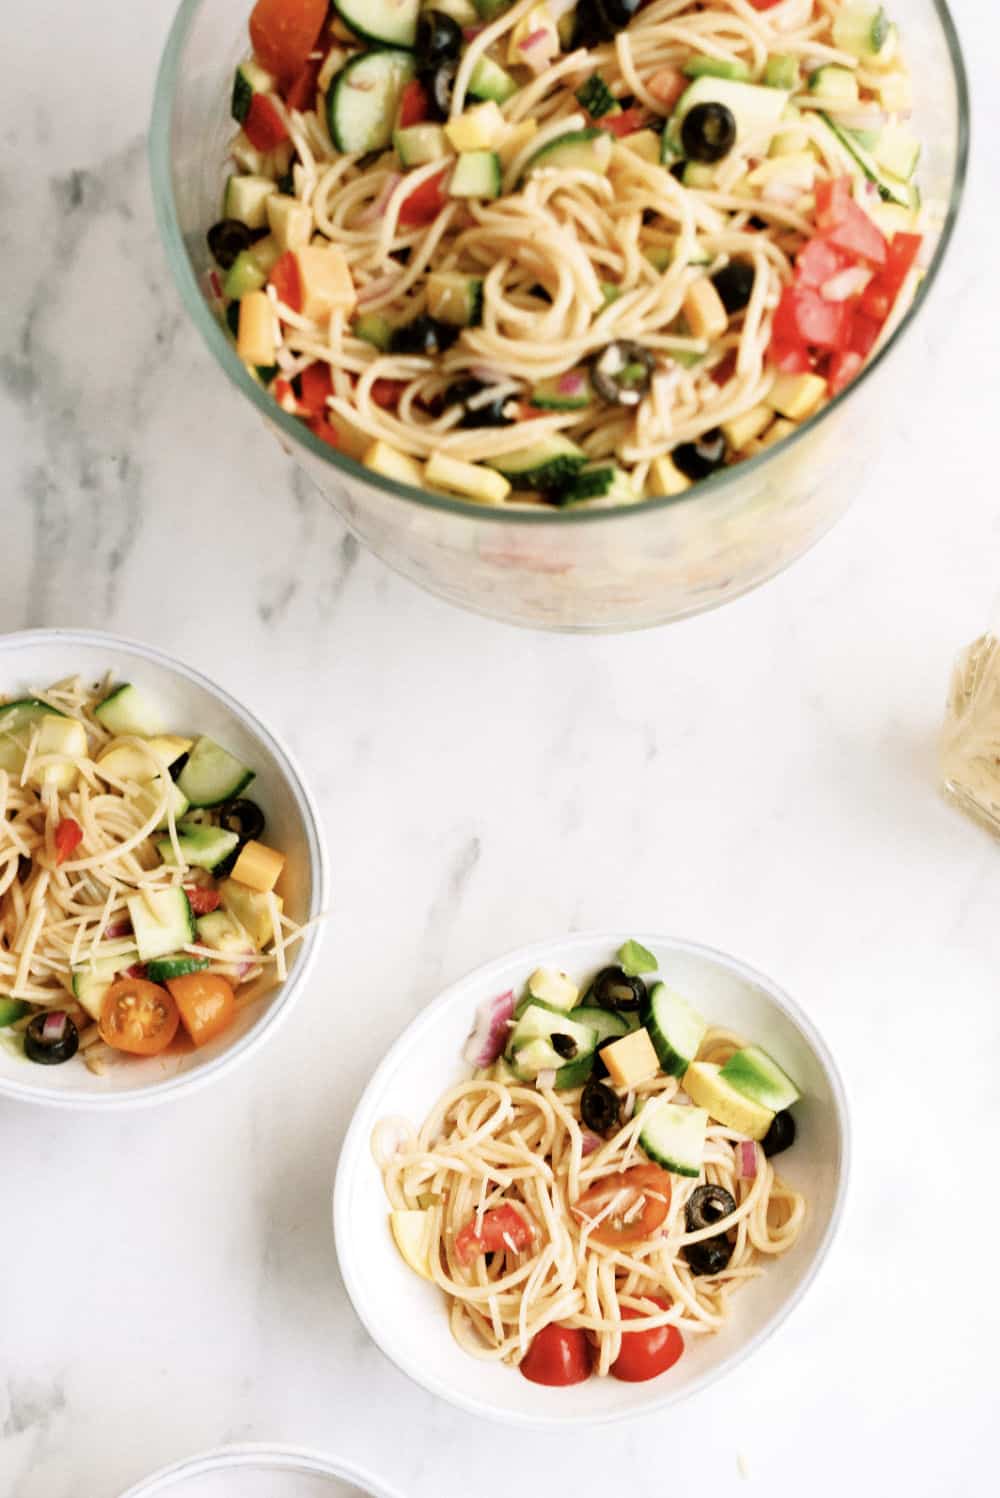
[1,1,998,1494]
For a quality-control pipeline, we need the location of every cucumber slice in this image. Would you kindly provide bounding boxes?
[570,1007,630,1045]
[146,954,212,983]
[0,998,30,1027]
[449,150,502,199]
[138,775,191,832]
[642,982,707,1077]
[486,435,587,491]
[93,683,162,737]
[334,0,419,48]
[0,698,65,775]
[683,57,751,83]
[669,77,788,152]
[223,174,277,230]
[561,462,636,508]
[127,889,196,964]
[156,822,240,874]
[327,50,416,155]
[507,1002,598,1088]
[523,128,613,179]
[394,122,449,167]
[177,737,254,808]
[719,1045,800,1112]
[468,54,518,105]
[530,373,592,411]
[873,125,920,182]
[231,60,275,124]
[637,1098,708,1177]
[72,948,140,1021]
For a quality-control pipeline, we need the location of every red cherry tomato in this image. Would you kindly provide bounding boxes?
[454,1205,534,1265]
[610,1296,685,1382]
[249,0,327,84]
[520,1324,593,1386]
[185,885,221,916]
[599,107,647,138]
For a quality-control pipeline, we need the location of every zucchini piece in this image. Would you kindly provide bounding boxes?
[424,452,510,505]
[525,967,579,1011]
[486,435,587,491]
[523,128,613,179]
[637,1098,708,1177]
[449,150,502,199]
[72,949,139,1021]
[575,74,619,119]
[231,59,275,125]
[127,888,196,964]
[684,1061,775,1141]
[642,982,707,1077]
[719,1044,801,1113]
[176,737,255,808]
[223,249,267,300]
[832,4,895,63]
[763,54,800,90]
[816,113,912,206]
[570,1007,630,1046]
[0,998,30,1027]
[327,50,416,155]
[808,65,860,104]
[333,0,419,48]
[220,878,282,949]
[426,271,484,326]
[196,910,249,954]
[683,56,751,83]
[530,372,592,411]
[560,462,636,508]
[0,698,65,775]
[468,55,518,105]
[394,122,449,167]
[223,174,277,230]
[156,822,240,875]
[93,684,161,737]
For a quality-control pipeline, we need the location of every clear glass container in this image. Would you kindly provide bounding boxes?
[150,1,969,632]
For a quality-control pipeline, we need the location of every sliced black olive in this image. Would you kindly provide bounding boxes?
[581,1078,621,1136]
[573,0,641,46]
[590,341,655,408]
[685,1184,737,1234]
[684,1233,734,1277]
[444,378,518,428]
[671,429,727,481]
[680,101,737,164]
[762,1110,796,1157]
[207,218,253,270]
[24,1011,79,1066]
[592,966,646,1013]
[218,798,266,845]
[711,260,756,314]
[224,301,240,339]
[416,9,463,69]
[420,61,457,121]
[389,315,460,356]
[552,1033,578,1060]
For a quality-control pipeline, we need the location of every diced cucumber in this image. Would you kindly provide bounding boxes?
[353,312,394,350]
[468,54,518,105]
[248,234,282,277]
[156,822,240,874]
[138,775,190,832]
[669,77,788,153]
[220,878,281,949]
[231,59,275,124]
[642,982,707,1077]
[832,4,895,62]
[328,50,416,155]
[816,113,912,206]
[224,249,267,300]
[177,737,254,808]
[570,1007,630,1046]
[486,435,587,491]
[449,150,502,199]
[637,1098,709,1177]
[523,128,613,179]
[530,373,592,412]
[72,948,140,1021]
[93,683,162,737]
[575,74,618,119]
[196,910,251,954]
[0,698,66,775]
[764,54,799,90]
[683,57,751,83]
[426,271,483,326]
[394,122,449,167]
[561,462,636,508]
[146,954,212,983]
[127,888,196,964]
[808,65,859,104]
[223,174,277,230]
[719,1044,800,1112]
[0,998,30,1027]
[333,0,419,48]
[506,1002,598,1089]
[873,125,920,181]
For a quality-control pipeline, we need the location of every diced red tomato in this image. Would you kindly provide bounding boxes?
[746,0,783,8]
[769,340,813,373]
[848,313,881,359]
[772,285,851,352]
[610,1297,685,1383]
[54,817,83,866]
[398,166,451,227]
[308,415,340,449]
[397,79,430,129]
[824,201,888,269]
[370,378,408,409]
[285,55,320,113]
[861,231,922,321]
[244,93,290,151]
[795,236,847,290]
[646,67,686,110]
[273,376,297,411]
[520,1324,593,1387]
[814,176,854,233]
[827,349,864,396]
[185,885,221,916]
[268,250,303,312]
[711,349,738,386]
[454,1205,533,1265]
[249,0,328,85]
[299,360,333,417]
[599,107,647,138]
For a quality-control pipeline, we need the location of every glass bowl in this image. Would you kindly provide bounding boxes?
[150,2,968,633]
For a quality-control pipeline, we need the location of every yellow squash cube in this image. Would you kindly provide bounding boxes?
[425,452,511,505]
[236,290,276,366]
[445,101,505,154]
[721,404,773,451]
[363,441,425,488]
[682,277,729,341]
[648,455,692,498]
[32,715,87,791]
[766,372,827,422]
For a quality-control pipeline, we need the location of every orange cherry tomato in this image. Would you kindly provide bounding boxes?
[167,972,237,1048]
[249,0,328,85]
[610,1296,684,1382]
[100,978,179,1056]
[572,1164,672,1248]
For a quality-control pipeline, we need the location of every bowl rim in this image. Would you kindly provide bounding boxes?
[116,1443,406,1498]
[332,928,852,1427]
[0,627,329,1110]
[149,0,969,528]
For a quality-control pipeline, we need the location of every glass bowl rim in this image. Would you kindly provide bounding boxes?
[149,0,970,529]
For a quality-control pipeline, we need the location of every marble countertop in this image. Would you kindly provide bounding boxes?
[2,2,997,1495]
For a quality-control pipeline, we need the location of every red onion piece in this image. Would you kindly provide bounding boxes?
[42,1011,67,1042]
[103,919,132,940]
[356,173,403,229]
[463,989,515,1067]
[536,1068,557,1090]
[463,24,484,40]
[821,266,872,302]
[581,1131,602,1156]
[357,270,404,306]
[738,1140,757,1179]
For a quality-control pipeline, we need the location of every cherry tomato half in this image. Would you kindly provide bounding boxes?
[454,1205,533,1266]
[520,1324,593,1387]
[573,1164,672,1248]
[100,978,179,1056]
[610,1296,684,1383]
[249,0,327,84]
[167,972,237,1048]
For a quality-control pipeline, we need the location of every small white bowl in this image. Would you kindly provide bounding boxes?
[0,629,328,1109]
[334,931,849,1426]
[117,1445,404,1498]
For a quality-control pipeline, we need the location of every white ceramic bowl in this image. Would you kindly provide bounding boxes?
[0,629,328,1108]
[335,931,849,1426]
[118,1445,404,1498]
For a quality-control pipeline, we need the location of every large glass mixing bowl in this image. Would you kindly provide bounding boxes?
[150,1,968,632]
